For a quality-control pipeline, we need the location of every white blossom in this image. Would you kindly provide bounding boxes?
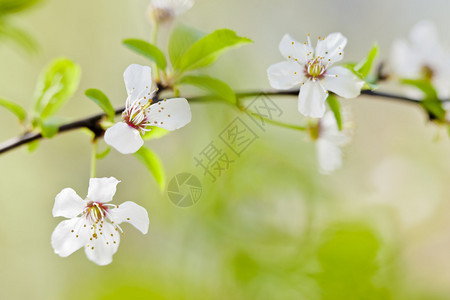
[148,0,194,24]
[104,64,191,154]
[391,20,450,98]
[267,33,364,118]
[315,111,353,174]
[51,177,149,266]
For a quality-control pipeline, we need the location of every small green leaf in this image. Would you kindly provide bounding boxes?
[0,23,39,53]
[401,79,438,99]
[177,74,236,104]
[354,43,379,78]
[169,24,204,70]
[178,29,252,72]
[142,126,170,140]
[0,98,26,122]
[326,94,342,131]
[40,118,60,138]
[123,39,167,70]
[402,79,446,121]
[96,147,111,159]
[27,140,39,152]
[134,147,166,191]
[0,0,40,14]
[32,58,81,123]
[85,89,115,122]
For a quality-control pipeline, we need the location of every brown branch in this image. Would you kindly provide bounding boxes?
[0,89,443,155]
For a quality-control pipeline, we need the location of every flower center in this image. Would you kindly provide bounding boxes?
[123,89,156,133]
[305,58,326,80]
[85,202,108,224]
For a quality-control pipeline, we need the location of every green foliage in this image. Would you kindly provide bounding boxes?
[342,44,379,90]
[177,29,252,72]
[32,58,81,125]
[96,147,111,160]
[27,140,39,152]
[0,0,40,15]
[0,97,26,122]
[326,94,342,131]
[169,24,204,70]
[142,126,170,140]
[85,89,115,122]
[232,251,260,284]
[123,39,167,70]
[177,74,236,104]
[134,146,165,191]
[40,117,60,138]
[354,43,379,78]
[402,79,446,121]
[0,23,38,53]
[314,223,391,300]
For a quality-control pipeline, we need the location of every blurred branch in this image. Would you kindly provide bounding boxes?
[0,89,445,155]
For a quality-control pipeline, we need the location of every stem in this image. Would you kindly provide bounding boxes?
[0,89,446,155]
[90,139,98,178]
[247,111,306,131]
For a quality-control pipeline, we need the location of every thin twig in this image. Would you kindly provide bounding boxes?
[0,89,442,155]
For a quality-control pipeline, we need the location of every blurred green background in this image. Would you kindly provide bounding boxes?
[1,0,450,299]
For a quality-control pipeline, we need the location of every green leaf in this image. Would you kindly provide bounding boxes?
[177,74,236,104]
[401,79,438,99]
[178,29,252,72]
[85,89,115,122]
[40,118,60,138]
[32,58,81,123]
[142,126,170,140]
[123,39,167,70]
[402,79,446,121]
[96,147,111,159]
[27,140,39,152]
[0,0,40,14]
[0,23,39,53]
[134,147,166,191]
[0,98,26,122]
[169,24,204,70]
[326,94,342,131]
[354,43,379,78]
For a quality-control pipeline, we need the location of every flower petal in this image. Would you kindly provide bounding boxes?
[52,188,85,218]
[320,111,352,146]
[298,80,328,118]
[104,122,144,154]
[51,217,90,257]
[267,61,304,90]
[109,201,149,234]
[84,222,120,266]
[323,66,364,98]
[151,0,194,16]
[315,32,347,64]
[123,64,153,103]
[390,39,422,78]
[147,98,191,131]
[317,139,343,175]
[409,20,441,56]
[86,177,120,203]
[279,34,313,64]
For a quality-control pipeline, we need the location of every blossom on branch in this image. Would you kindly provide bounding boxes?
[310,111,353,174]
[267,33,364,118]
[51,177,149,266]
[391,20,450,98]
[104,64,191,154]
[148,0,194,24]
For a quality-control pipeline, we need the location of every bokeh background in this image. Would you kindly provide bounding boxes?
[1,0,450,299]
